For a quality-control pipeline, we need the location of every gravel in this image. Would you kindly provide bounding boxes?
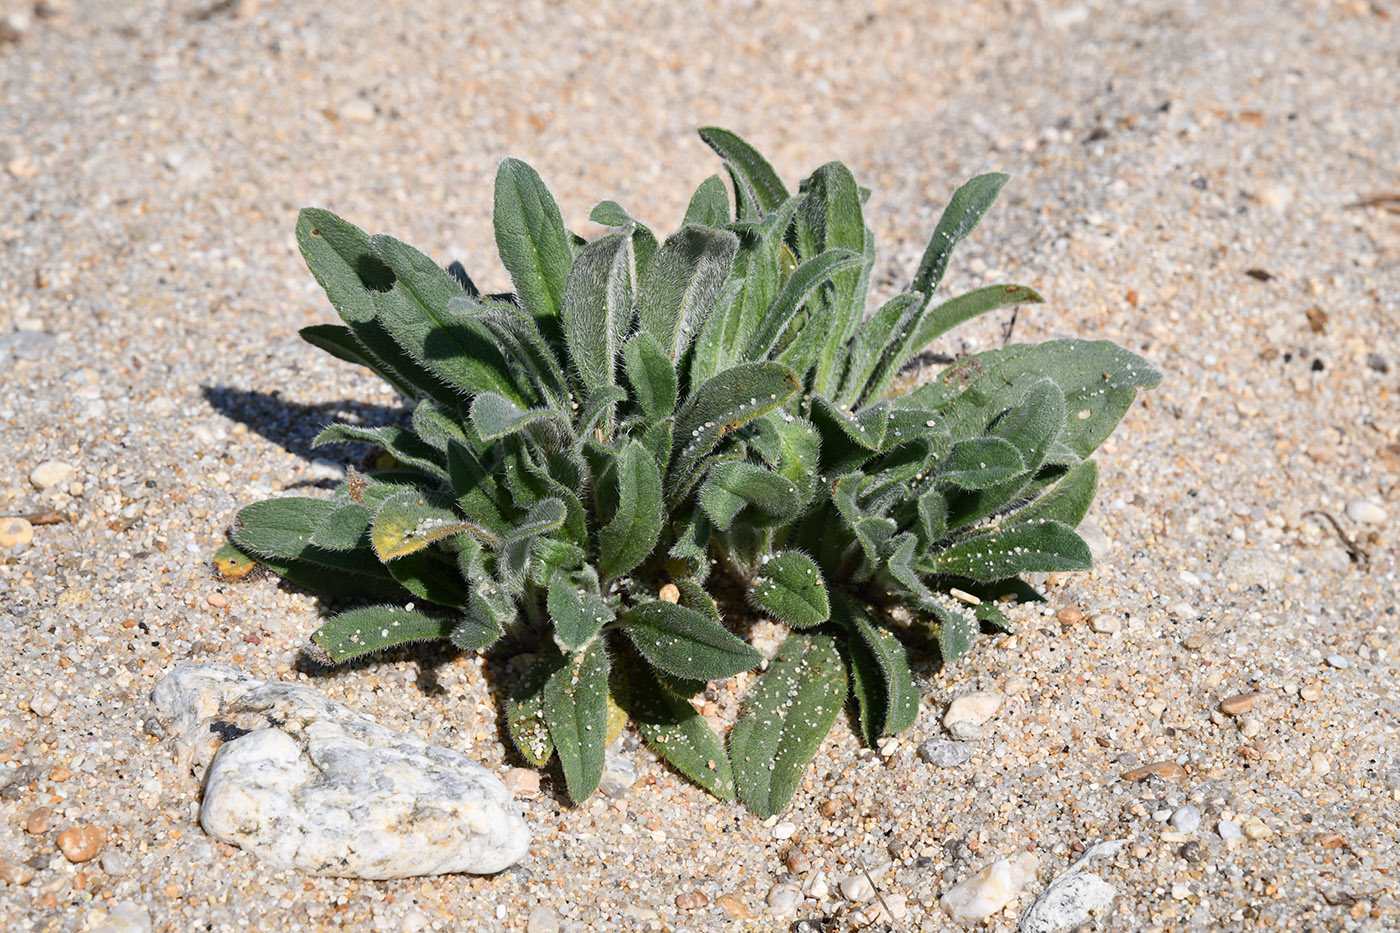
[1,1,1396,930]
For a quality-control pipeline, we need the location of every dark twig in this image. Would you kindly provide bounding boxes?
[1001,306,1020,346]
[1303,510,1369,567]
[5,511,67,525]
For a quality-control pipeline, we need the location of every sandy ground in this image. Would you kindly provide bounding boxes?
[1,1,1397,930]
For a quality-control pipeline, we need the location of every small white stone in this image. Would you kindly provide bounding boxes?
[30,460,75,490]
[1217,820,1242,840]
[1171,882,1191,900]
[1325,654,1350,670]
[1151,808,1172,823]
[28,690,59,718]
[840,873,874,902]
[1345,499,1386,525]
[90,901,152,933]
[772,821,797,840]
[1171,601,1196,621]
[339,99,375,123]
[944,691,1003,733]
[939,852,1037,923]
[766,882,803,913]
[1170,804,1202,834]
[598,751,639,798]
[802,869,829,900]
[525,907,560,933]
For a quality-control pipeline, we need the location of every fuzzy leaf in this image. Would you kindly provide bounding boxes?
[563,232,634,398]
[839,596,919,740]
[639,225,740,360]
[1019,459,1099,527]
[458,299,570,410]
[699,461,801,530]
[668,362,801,497]
[698,127,790,214]
[620,601,762,681]
[299,324,418,399]
[745,248,861,361]
[629,663,735,800]
[548,570,614,651]
[494,158,572,344]
[838,293,921,408]
[233,497,403,590]
[370,489,483,561]
[684,173,731,227]
[924,518,1092,581]
[801,162,870,395]
[599,441,663,580]
[928,595,979,664]
[750,550,829,628]
[939,436,1026,490]
[509,646,564,767]
[573,386,628,443]
[588,200,632,227]
[501,497,569,546]
[308,502,371,551]
[544,640,611,804]
[309,605,454,665]
[469,391,571,446]
[315,424,448,481]
[622,332,678,422]
[912,172,1009,298]
[730,632,846,818]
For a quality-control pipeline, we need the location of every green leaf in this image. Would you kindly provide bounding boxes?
[509,645,564,767]
[622,332,678,422]
[598,440,664,581]
[501,497,569,546]
[544,640,611,804]
[1018,459,1099,527]
[574,385,629,443]
[684,173,730,227]
[233,497,403,587]
[309,605,454,665]
[370,234,526,404]
[629,663,735,800]
[548,570,614,651]
[469,391,571,446]
[459,300,570,410]
[699,461,801,530]
[912,172,1009,298]
[639,225,740,360]
[308,502,371,551]
[745,248,861,361]
[938,436,1026,490]
[730,632,846,818]
[810,395,890,452]
[928,595,979,664]
[668,362,801,498]
[620,600,762,681]
[314,424,448,481]
[750,550,829,628]
[589,200,632,227]
[798,162,869,395]
[494,158,572,345]
[562,232,634,398]
[924,518,1092,581]
[838,293,922,407]
[299,324,418,399]
[837,595,919,740]
[698,127,790,214]
[370,489,488,560]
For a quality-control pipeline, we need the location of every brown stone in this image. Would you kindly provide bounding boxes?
[1056,605,1084,626]
[24,807,53,835]
[658,583,680,604]
[207,592,229,608]
[0,857,34,886]
[1121,761,1189,782]
[1314,832,1348,849]
[675,891,708,910]
[49,765,71,783]
[818,798,842,818]
[716,894,753,920]
[56,824,106,863]
[1218,692,1261,716]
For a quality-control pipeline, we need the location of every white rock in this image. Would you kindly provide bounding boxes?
[772,820,797,840]
[767,882,803,913]
[1345,499,1386,525]
[339,99,375,123]
[30,460,75,490]
[152,664,529,878]
[1170,804,1202,834]
[526,906,560,933]
[840,873,875,902]
[91,901,152,933]
[802,868,830,899]
[940,852,1038,923]
[1018,840,1123,933]
[598,750,639,798]
[28,689,59,717]
[944,691,1003,736]
[1076,522,1111,562]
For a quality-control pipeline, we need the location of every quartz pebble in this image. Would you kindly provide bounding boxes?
[0,856,34,886]
[1238,716,1262,738]
[1121,761,1187,782]
[525,907,560,933]
[766,882,803,913]
[940,852,1037,923]
[90,901,152,933]
[24,806,53,835]
[1325,653,1349,669]
[675,891,707,910]
[944,691,1002,741]
[99,849,130,876]
[338,98,375,123]
[1242,819,1271,840]
[28,690,58,718]
[30,460,75,489]
[1218,693,1261,716]
[772,821,796,840]
[598,751,639,798]
[1089,614,1121,634]
[0,516,33,548]
[839,873,874,902]
[1345,499,1386,525]
[57,824,106,862]
[918,738,972,768]
[502,767,541,798]
[802,869,830,899]
[1170,804,1202,834]
[1217,820,1242,840]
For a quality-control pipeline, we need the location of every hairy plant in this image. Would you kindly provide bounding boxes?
[218,128,1160,815]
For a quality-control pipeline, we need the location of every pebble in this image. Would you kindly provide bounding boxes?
[674,891,707,910]
[944,691,1002,740]
[206,592,229,609]
[1344,499,1386,525]
[99,849,130,876]
[784,849,810,874]
[772,820,796,840]
[802,869,830,899]
[1019,870,1117,933]
[0,856,34,886]
[939,852,1037,923]
[0,516,33,548]
[918,737,972,768]
[338,99,376,123]
[839,873,874,902]
[1241,819,1271,840]
[766,882,803,913]
[25,806,54,835]
[1055,605,1083,625]
[1299,682,1323,702]
[1218,692,1261,716]
[90,901,152,933]
[29,460,75,490]
[6,155,38,178]
[501,767,540,798]
[1089,614,1121,634]
[715,893,753,919]
[598,750,639,798]
[57,824,106,862]
[1170,804,1202,834]
[1077,521,1110,562]
[1121,761,1188,782]
[1310,752,1331,776]
[1217,820,1242,840]
[1238,716,1262,738]
[1171,601,1195,621]
[1325,653,1349,669]
[525,906,560,933]
[1220,548,1287,587]
[29,689,58,718]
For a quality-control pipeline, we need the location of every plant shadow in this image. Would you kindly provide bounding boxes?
[200,384,407,463]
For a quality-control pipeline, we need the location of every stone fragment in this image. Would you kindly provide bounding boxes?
[1238,716,1262,738]
[772,821,796,840]
[802,869,830,899]
[0,517,33,548]
[1345,499,1386,525]
[715,893,753,919]
[28,690,58,717]
[0,856,34,886]
[840,873,874,902]
[1325,654,1349,669]
[1314,832,1347,849]
[99,849,130,876]
[57,824,106,862]
[1121,761,1187,782]
[941,852,1037,923]
[29,460,75,490]
[1169,804,1201,834]
[1017,839,1122,933]
[1218,693,1261,716]
[1220,548,1286,587]
[1217,820,1242,840]
[767,882,803,913]
[1310,752,1331,776]
[525,907,559,933]
[784,849,810,874]
[674,891,707,910]
[1055,605,1083,625]
[24,806,53,835]
[598,750,639,798]
[338,99,375,123]
[918,738,972,768]
[1089,615,1120,634]
[90,901,152,933]
[501,767,540,798]
[1241,819,1271,840]
[944,692,1002,740]
[151,664,529,878]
